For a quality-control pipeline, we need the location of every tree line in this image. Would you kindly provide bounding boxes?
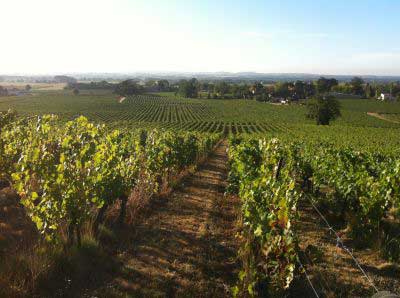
[0,85,32,97]
[4,76,398,102]
[175,77,400,101]
[87,77,400,109]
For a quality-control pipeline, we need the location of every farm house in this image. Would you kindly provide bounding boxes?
[378,93,395,101]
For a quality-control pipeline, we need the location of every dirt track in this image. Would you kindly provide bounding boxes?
[367,112,400,124]
[95,141,239,297]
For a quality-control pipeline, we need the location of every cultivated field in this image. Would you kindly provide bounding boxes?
[1,89,400,151]
[0,82,66,91]
[1,89,400,297]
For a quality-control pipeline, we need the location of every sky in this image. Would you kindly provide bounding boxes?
[1,0,400,76]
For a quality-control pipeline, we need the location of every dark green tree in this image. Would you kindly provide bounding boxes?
[157,80,170,91]
[365,83,373,98]
[207,83,215,93]
[350,77,365,96]
[294,80,306,99]
[214,81,230,98]
[178,78,199,98]
[274,82,290,98]
[145,80,157,88]
[304,82,316,98]
[251,82,265,96]
[316,77,338,94]
[231,84,251,99]
[306,95,341,125]
[115,80,143,96]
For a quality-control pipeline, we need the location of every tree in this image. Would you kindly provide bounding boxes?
[332,83,353,94]
[73,88,80,96]
[145,80,157,88]
[316,77,338,94]
[53,75,77,84]
[207,83,215,93]
[25,84,32,91]
[350,77,365,96]
[250,82,265,96]
[304,82,316,98]
[0,86,8,96]
[214,81,230,98]
[392,82,400,98]
[178,78,199,98]
[231,84,251,99]
[365,83,373,98]
[293,80,306,99]
[274,82,290,99]
[255,93,267,102]
[157,80,170,91]
[306,95,341,125]
[115,80,143,96]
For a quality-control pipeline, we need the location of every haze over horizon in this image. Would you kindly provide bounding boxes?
[2,0,400,76]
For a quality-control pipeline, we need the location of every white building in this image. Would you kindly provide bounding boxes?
[378,93,395,101]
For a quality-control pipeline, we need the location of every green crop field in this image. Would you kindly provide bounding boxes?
[1,89,400,151]
[2,90,399,297]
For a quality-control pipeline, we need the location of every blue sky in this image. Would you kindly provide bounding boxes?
[1,0,400,75]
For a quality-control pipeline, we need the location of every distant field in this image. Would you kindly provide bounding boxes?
[1,90,400,152]
[0,82,66,91]
[1,87,400,297]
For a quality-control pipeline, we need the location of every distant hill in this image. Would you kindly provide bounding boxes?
[53,75,77,84]
[1,72,399,83]
[69,72,400,83]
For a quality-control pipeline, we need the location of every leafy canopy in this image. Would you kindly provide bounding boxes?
[306,95,341,125]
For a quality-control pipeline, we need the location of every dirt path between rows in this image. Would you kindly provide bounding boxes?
[95,140,239,298]
[292,202,400,298]
[367,112,400,124]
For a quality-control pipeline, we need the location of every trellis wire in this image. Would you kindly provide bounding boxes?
[305,194,379,293]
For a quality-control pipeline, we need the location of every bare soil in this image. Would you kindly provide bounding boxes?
[292,202,400,298]
[2,140,398,298]
[92,140,240,298]
[367,112,400,124]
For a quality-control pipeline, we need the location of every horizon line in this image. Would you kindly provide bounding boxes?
[2,71,400,78]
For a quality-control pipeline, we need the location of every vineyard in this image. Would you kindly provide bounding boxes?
[1,91,400,297]
[0,110,220,245]
[1,91,400,137]
[227,136,400,297]
[0,92,295,134]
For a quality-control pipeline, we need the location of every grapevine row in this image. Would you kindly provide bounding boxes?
[227,136,400,296]
[0,114,220,246]
[227,138,300,297]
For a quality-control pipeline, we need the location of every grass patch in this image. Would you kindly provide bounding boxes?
[0,237,120,298]
[36,239,119,297]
